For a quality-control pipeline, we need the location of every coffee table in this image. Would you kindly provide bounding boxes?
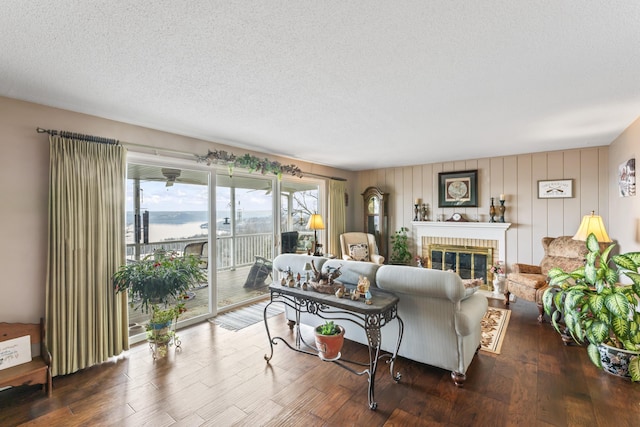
[263,283,403,410]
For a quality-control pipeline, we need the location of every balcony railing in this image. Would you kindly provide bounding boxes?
[126,233,275,270]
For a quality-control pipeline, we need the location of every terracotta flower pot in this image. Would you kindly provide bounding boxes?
[314,325,345,361]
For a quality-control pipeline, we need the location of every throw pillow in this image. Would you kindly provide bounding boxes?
[461,278,482,299]
[349,243,369,262]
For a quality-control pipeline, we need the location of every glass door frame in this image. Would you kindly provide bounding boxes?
[126,151,215,344]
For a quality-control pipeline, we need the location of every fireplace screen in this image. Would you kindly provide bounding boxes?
[427,244,492,284]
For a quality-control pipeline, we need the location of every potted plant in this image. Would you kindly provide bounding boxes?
[542,233,640,381]
[314,320,345,360]
[113,250,206,313]
[146,303,185,344]
[390,227,412,265]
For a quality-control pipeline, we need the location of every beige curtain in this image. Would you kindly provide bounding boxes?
[46,135,129,376]
[327,180,347,257]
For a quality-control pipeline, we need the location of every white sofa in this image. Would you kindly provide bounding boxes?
[272,254,488,386]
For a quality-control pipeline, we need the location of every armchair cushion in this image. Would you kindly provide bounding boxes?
[340,232,384,265]
[348,243,369,261]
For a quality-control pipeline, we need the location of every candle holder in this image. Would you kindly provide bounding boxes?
[421,203,429,221]
[489,197,496,223]
[414,203,420,221]
[498,200,506,223]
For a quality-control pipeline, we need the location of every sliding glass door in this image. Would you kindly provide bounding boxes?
[125,159,212,343]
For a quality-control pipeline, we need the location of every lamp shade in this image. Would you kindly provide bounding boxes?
[307,213,325,230]
[573,211,611,242]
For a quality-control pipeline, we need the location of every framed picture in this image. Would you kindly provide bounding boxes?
[438,170,478,207]
[538,179,573,198]
[618,158,636,197]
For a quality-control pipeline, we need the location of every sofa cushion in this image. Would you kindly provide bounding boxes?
[348,243,369,261]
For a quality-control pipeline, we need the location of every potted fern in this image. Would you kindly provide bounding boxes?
[314,320,345,360]
[542,233,640,380]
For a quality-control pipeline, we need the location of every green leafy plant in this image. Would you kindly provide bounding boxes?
[543,233,640,380]
[113,250,206,313]
[390,227,412,264]
[147,303,185,327]
[316,320,340,336]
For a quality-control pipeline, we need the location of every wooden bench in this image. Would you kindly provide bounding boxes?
[0,318,52,397]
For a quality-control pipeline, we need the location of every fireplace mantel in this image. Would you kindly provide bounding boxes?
[411,221,511,265]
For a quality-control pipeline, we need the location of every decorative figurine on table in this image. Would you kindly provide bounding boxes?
[296,272,301,287]
[335,287,344,298]
[365,290,372,305]
[351,275,371,301]
[281,267,293,286]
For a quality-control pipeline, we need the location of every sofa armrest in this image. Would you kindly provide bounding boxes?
[512,263,542,274]
[342,254,354,261]
[455,293,489,336]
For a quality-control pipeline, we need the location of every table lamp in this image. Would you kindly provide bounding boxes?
[307,213,325,256]
[573,211,612,242]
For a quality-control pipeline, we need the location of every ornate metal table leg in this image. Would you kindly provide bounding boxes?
[263,299,275,362]
[365,317,382,410]
[388,316,403,382]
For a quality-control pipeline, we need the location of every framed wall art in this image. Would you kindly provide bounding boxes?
[618,158,636,197]
[538,179,573,199]
[438,170,478,207]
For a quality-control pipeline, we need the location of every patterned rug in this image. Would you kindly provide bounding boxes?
[210,300,284,331]
[480,307,511,354]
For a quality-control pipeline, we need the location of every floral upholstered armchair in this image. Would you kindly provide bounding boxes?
[339,232,385,265]
[505,236,594,322]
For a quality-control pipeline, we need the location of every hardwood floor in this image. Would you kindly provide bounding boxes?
[2,298,640,426]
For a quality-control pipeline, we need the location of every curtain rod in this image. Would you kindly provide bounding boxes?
[36,127,119,145]
[36,128,346,181]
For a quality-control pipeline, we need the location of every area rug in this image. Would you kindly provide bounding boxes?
[480,307,511,354]
[210,300,283,331]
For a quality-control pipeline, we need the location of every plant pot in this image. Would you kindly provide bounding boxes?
[315,325,345,361]
[597,343,640,379]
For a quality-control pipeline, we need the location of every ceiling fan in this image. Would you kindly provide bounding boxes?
[161,168,181,187]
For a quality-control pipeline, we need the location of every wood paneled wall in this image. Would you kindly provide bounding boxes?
[355,147,609,268]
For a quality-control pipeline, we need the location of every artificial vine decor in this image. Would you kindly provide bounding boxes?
[196,149,303,179]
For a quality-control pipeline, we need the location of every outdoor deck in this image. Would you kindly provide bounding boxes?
[127,264,273,337]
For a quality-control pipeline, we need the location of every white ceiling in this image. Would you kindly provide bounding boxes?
[2,1,640,171]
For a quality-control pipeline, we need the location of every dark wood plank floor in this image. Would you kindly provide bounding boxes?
[2,298,640,426]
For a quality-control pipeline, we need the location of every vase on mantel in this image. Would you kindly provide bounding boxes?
[493,275,506,295]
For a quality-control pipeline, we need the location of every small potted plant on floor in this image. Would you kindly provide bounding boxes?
[390,227,412,265]
[314,320,345,360]
[542,233,640,381]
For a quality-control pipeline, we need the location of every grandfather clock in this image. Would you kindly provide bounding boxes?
[362,186,388,262]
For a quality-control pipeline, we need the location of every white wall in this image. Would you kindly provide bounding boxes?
[355,146,611,269]
[608,116,640,253]
[0,96,354,323]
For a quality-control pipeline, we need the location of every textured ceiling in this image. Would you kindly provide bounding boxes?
[1,1,639,171]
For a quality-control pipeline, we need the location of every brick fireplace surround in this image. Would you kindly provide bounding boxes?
[411,221,512,275]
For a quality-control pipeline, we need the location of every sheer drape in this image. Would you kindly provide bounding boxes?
[46,135,129,376]
[328,180,346,257]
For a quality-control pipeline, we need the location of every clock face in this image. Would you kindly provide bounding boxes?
[452,213,462,221]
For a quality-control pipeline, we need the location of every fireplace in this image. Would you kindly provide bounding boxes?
[412,221,511,288]
[427,244,492,284]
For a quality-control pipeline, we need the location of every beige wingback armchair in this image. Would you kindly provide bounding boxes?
[505,236,594,322]
[340,232,385,265]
